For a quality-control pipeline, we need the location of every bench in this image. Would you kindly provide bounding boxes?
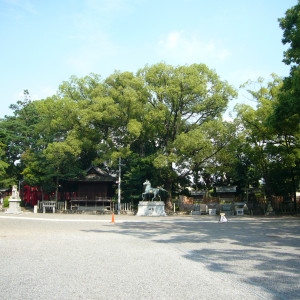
[42,201,56,213]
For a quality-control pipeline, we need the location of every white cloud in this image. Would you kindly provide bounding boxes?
[157,30,230,65]
[66,32,120,75]
[163,30,184,49]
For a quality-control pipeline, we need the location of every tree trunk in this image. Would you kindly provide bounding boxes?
[165,178,173,210]
[55,176,59,202]
[263,170,272,200]
[291,168,297,213]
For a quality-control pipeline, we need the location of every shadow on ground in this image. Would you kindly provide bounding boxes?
[82,218,300,299]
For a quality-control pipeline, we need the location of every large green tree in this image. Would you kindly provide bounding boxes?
[0,65,237,207]
[276,0,300,134]
[279,0,300,66]
[0,90,40,185]
[137,63,237,206]
[0,129,10,187]
[234,75,285,198]
[270,1,300,208]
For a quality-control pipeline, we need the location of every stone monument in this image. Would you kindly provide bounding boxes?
[5,185,22,214]
[137,180,167,216]
[265,201,275,216]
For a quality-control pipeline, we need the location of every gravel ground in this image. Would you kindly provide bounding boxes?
[0,213,299,300]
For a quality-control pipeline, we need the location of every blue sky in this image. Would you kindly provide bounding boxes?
[0,0,297,119]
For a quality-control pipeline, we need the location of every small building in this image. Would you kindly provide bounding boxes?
[215,186,237,202]
[62,166,117,211]
[63,166,116,200]
[190,190,207,201]
[19,167,116,212]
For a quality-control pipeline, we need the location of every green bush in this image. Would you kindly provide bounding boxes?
[3,196,10,208]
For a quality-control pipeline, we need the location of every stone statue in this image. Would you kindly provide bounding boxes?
[138,180,167,216]
[142,180,167,201]
[11,185,19,199]
[6,185,21,214]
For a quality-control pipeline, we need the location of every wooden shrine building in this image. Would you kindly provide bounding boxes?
[63,166,116,210]
[215,186,237,201]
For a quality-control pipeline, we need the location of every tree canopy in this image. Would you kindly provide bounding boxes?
[0,63,239,204]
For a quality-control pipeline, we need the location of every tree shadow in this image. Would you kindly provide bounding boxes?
[184,247,300,299]
[81,219,300,299]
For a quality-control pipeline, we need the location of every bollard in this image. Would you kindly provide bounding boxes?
[111,212,115,223]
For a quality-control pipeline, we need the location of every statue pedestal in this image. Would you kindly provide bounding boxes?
[6,198,22,214]
[137,201,166,216]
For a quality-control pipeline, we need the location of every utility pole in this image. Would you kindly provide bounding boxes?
[118,157,121,215]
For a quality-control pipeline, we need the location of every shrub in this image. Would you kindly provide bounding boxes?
[3,196,10,208]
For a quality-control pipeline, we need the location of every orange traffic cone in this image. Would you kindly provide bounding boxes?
[111,212,115,223]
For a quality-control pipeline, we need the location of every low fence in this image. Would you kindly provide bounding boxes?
[178,194,299,214]
[121,203,132,211]
[38,201,66,211]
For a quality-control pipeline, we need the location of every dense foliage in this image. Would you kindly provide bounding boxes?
[0,64,238,205]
